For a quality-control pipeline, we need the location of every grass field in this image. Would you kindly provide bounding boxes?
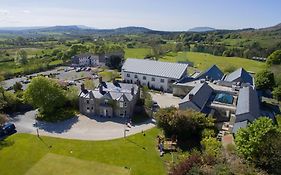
[0,128,166,175]
[125,48,151,59]
[26,153,129,175]
[124,49,265,73]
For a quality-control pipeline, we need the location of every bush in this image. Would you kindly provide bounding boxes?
[272,86,281,101]
[155,108,214,141]
[255,70,275,90]
[201,137,221,157]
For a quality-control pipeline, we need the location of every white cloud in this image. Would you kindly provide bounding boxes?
[22,10,31,14]
[0,9,9,15]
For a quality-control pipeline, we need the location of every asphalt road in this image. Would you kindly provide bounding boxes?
[8,110,156,140]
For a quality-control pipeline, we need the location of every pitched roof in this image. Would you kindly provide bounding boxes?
[224,68,253,85]
[236,86,260,119]
[79,82,138,101]
[196,65,224,80]
[180,82,213,110]
[122,58,188,79]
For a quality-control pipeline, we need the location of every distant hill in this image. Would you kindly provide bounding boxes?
[188,27,216,32]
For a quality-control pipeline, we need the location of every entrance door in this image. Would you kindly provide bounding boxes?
[104,109,108,117]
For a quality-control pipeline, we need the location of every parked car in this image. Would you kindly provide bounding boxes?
[22,79,31,84]
[75,68,81,72]
[0,123,17,141]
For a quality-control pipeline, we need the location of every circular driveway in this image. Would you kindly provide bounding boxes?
[8,110,156,140]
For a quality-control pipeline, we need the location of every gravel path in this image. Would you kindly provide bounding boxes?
[8,110,156,141]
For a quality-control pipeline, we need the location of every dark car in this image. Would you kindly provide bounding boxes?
[0,123,17,141]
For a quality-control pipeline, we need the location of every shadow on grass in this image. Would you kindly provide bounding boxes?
[125,138,147,151]
[0,139,15,151]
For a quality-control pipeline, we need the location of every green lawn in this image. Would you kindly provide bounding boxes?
[26,153,129,175]
[160,51,266,73]
[124,49,265,73]
[0,128,166,175]
[125,48,151,59]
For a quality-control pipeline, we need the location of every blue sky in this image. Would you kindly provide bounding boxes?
[0,0,280,30]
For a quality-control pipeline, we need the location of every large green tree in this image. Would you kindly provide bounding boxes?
[235,117,281,173]
[14,49,28,65]
[155,108,214,140]
[267,50,281,65]
[255,69,275,90]
[24,76,66,116]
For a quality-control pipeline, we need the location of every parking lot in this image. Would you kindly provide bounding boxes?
[2,66,97,91]
[150,92,182,108]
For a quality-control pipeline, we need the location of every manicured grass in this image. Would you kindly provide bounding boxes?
[160,51,266,73]
[125,48,151,59]
[26,153,129,175]
[0,128,166,175]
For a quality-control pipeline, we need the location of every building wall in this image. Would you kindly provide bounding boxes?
[179,101,200,111]
[235,113,255,123]
[79,90,139,118]
[122,71,178,92]
[172,85,193,97]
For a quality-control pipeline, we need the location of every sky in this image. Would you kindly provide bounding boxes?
[0,0,280,31]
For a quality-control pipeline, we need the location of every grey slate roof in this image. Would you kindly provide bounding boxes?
[196,65,224,81]
[236,86,260,119]
[122,58,188,79]
[79,82,138,101]
[180,82,213,110]
[224,68,253,85]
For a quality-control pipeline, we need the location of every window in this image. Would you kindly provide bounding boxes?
[124,102,127,107]
[151,77,155,81]
[86,100,89,104]
[134,75,138,78]
[160,79,165,83]
[143,76,146,80]
[120,102,123,108]
[104,99,109,105]
[127,73,130,77]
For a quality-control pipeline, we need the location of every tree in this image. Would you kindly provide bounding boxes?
[155,108,214,140]
[267,50,281,65]
[14,49,28,65]
[255,70,275,90]
[235,117,281,173]
[65,86,79,109]
[0,113,7,126]
[84,79,96,90]
[201,137,221,157]
[272,85,281,101]
[106,55,122,69]
[257,130,281,174]
[24,77,66,117]
[13,82,22,92]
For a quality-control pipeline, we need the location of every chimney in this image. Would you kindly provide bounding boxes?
[131,87,134,95]
[81,83,85,91]
[189,94,194,101]
[99,76,103,84]
[113,78,117,85]
[99,84,103,93]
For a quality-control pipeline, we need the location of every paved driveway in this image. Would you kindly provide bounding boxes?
[150,92,181,108]
[8,110,155,141]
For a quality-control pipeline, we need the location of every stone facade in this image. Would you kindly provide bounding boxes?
[79,78,139,118]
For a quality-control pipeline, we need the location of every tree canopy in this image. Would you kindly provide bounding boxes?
[14,49,28,65]
[267,50,281,65]
[255,69,275,90]
[155,108,214,141]
[24,76,66,116]
[235,117,281,174]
